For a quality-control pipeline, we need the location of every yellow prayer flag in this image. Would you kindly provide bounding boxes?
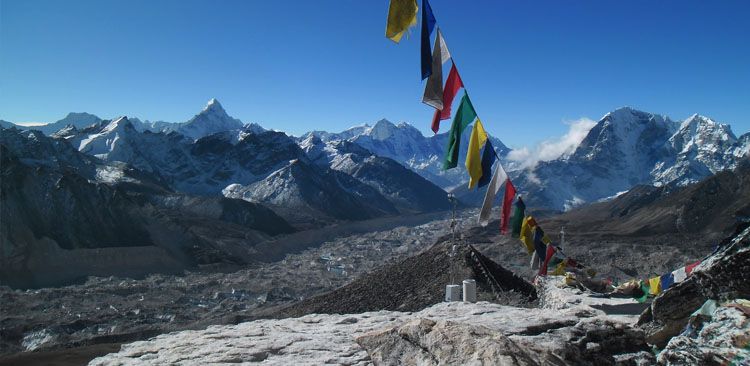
[649,277,662,295]
[465,119,488,189]
[551,259,568,276]
[386,0,418,43]
[519,216,536,254]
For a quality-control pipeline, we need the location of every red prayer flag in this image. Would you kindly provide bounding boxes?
[431,63,464,133]
[500,179,516,234]
[685,261,701,275]
[539,244,556,276]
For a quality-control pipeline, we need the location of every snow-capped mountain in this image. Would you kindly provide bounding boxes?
[300,119,511,189]
[513,107,750,211]
[653,114,749,186]
[0,112,103,135]
[170,98,244,140]
[1,98,263,142]
[56,115,449,223]
[299,135,451,213]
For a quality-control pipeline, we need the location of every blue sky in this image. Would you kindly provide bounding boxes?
[1,0,748,148]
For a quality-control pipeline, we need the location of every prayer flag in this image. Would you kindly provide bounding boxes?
[442,92,476,169]
[477,140,496,188]
[672,266,687,283]
[420,0,436,80]
[649,277,662,295]
[530,251,540,271]
[551,259,568,276]
[465,119,488,189]
[637,281,650,303]
[386,0,418,43]
[422,30,450,109]
[438,30,451,63]
[685,261,700,275]
[519,216,537,254]
[539,244,557,276]
[500,179,516,234]
[660,273,674,291]
[532,226,547,262]
[510,197,526,238]
[431,63,463,133]
[478,161,507,226]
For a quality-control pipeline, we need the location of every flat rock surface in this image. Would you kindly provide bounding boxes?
[91,283,646,366]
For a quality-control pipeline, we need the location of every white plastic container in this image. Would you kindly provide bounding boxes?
[463,279,477,303]
[445,285,461,302]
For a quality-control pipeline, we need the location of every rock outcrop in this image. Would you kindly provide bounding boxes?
[638,224,750,347]
[658,301,750,365]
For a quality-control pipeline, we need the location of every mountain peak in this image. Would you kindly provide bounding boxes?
[102,116,134,133]
[202,98,226,114]
[369,119,397,140]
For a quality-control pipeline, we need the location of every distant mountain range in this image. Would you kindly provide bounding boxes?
[2,98,451,225]
[301,119,511,190]
[3,101,748,213]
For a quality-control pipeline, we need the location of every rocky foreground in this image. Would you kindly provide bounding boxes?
[90,225,750,365]
[90,285,649,365]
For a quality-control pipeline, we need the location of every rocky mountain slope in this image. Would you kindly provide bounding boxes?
[0,127,295,288]
[544,158,750,241]
[299,135,451,213]
[514,107,750,211]
[301,119,511,190]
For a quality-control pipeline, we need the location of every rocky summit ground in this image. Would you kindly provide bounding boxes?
[88,224,750,365]
[89,288,651,366]
[0,205,745,365]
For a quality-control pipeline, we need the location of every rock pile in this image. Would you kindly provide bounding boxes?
[276,240,537,318]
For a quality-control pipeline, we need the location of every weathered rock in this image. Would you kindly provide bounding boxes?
[658,304,750,365]
[356,318,538,366]
[91,299,650,366]
[638,224,750,347]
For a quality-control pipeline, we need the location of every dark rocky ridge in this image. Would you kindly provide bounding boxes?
[276,238,537,318]
[543,158,750,241]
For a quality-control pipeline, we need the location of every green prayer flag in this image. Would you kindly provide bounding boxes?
[442,92,477,170]
[510,197,526,238]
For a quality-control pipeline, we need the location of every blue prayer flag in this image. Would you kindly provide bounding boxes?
[660,273,674,291]
[420,0,436,80]
[477,140,496,188]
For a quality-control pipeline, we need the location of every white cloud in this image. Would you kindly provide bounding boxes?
[14,121,49,127]
[507,118,596,170]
